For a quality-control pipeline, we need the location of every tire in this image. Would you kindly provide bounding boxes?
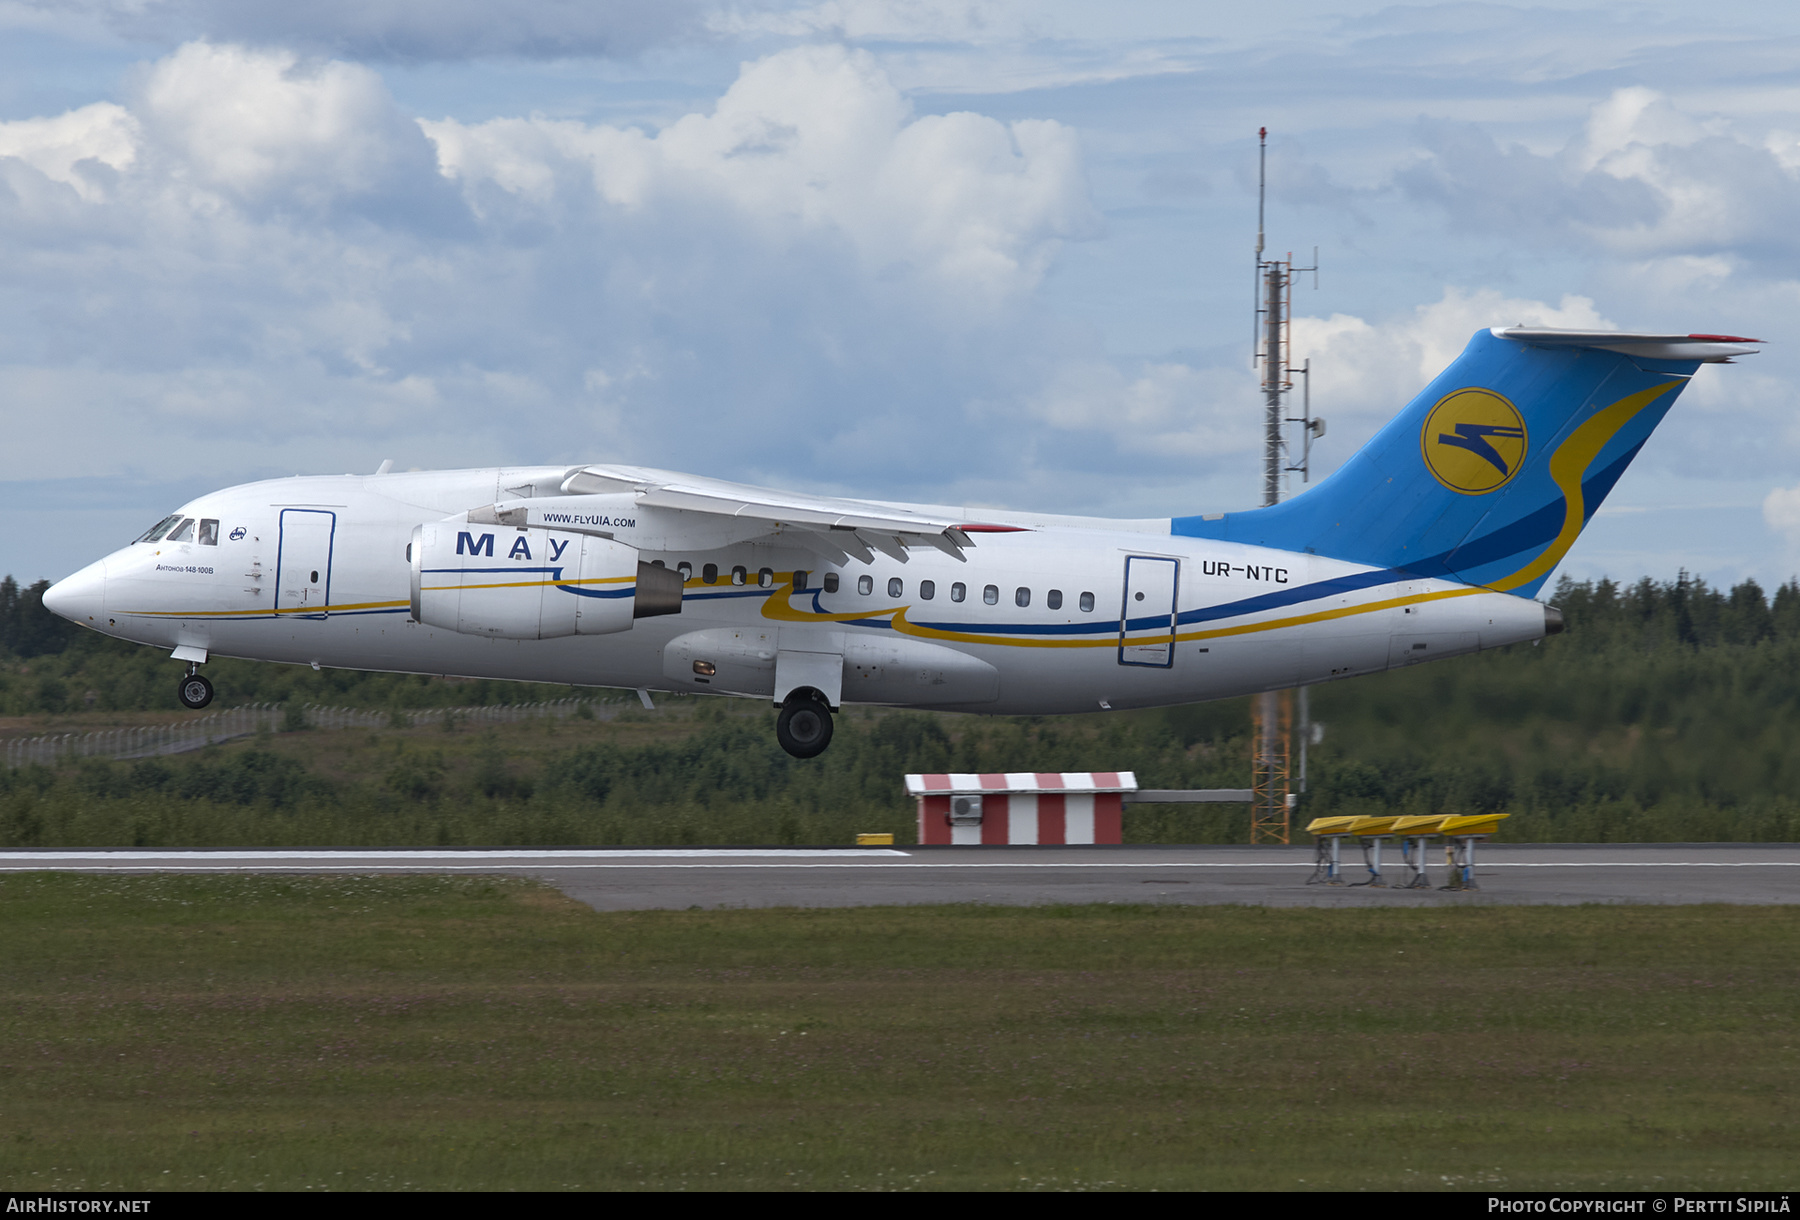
[775,695,834,759]
[178,674,214,710]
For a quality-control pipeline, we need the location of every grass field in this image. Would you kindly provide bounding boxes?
[0,874,1795,1191]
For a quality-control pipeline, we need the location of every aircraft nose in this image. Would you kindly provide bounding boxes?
[43,559,107,624]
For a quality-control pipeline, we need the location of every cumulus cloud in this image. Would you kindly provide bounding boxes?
[134,42,436,205]
[421,45,1098,303]
[0,40,453,226]
[0,39,1111,516]
[1399,87,1800,267]
[0,103,138,202]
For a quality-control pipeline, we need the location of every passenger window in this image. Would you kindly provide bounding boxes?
[920,580,935,600]
[703,563,718,584]
[793,570,808,592]
[1048,589,1063,610]
[678,562,693,581]
[951,582,966,603]
[732,565,747,586]
[858,574,873,596]
[758,567,773,588]
[197,519,220,546]
[1080,591,1095,613]
[138,514,181,543]
[167,518,195,543]
[1015,587,1030,608]
[983,584,999,605]
[887,577,903,598]
[824,573,840,593]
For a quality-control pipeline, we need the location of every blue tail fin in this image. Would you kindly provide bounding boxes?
[1172,328,1758,597]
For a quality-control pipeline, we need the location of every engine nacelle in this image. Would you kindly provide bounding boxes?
[410,522,681,639]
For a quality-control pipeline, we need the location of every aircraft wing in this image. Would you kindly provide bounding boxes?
[538,464,1027,563]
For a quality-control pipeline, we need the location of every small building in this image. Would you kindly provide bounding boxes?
[906,772,1139,845]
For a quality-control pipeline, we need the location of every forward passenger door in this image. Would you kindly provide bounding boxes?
[276,509,336,618]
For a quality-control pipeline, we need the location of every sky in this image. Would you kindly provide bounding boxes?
[4,0,1800,592]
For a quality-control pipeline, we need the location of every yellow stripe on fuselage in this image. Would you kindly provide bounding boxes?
[128,563,1497,642]
[1174,585,1483,643]
[124,597,412,619]
[864,586,1483,644]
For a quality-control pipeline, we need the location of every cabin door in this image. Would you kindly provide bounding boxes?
[1119,555,1179,668]
[276,509,336,618]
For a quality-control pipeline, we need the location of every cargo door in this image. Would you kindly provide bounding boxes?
[276,509,336,618]
[1119,555,1179,668]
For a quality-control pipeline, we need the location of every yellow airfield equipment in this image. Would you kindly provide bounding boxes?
[1436,814,1509,889]
[1391,815,1452,890]
[1305,816,1357,885]
[1348,814,1404,887]
[1307,813,1510,890]
[1435,814,1508,838]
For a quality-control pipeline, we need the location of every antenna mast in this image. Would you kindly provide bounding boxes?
[1252,127,1321,504]
[1248,127,1323,846]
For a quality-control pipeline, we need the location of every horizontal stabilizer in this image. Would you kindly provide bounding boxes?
[1492,328,1761,363]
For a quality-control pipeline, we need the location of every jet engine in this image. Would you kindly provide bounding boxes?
[410,523,682,639]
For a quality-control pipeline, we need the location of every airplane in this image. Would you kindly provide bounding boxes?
[43,327,1758,758]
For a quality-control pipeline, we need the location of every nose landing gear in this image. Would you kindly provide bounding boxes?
[775,691,834,759]
[177,664,214,710]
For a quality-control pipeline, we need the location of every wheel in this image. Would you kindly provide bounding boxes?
[177,673,214,710]
[775,694,834,759]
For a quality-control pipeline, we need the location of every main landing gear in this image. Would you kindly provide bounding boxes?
[775,691,834,759]
[177,664,214,710]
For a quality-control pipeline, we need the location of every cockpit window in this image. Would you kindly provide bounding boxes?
[166,518,195,543]
[138,514,182,543]
[197,519,220,546]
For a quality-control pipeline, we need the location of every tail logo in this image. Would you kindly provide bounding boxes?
[1421,388,1529,495]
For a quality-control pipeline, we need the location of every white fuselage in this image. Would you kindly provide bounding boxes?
[49,466,1550,714]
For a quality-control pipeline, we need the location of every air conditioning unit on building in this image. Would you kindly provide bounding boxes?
[949,795,983,826]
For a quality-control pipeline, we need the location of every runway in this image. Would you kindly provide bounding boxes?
[2,843,1796,909]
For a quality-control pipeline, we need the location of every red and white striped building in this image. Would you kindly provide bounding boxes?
[905,772,1138,845]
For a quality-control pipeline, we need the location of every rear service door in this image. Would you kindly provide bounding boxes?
[276,509,336,618]
[1119,555,1179,667]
